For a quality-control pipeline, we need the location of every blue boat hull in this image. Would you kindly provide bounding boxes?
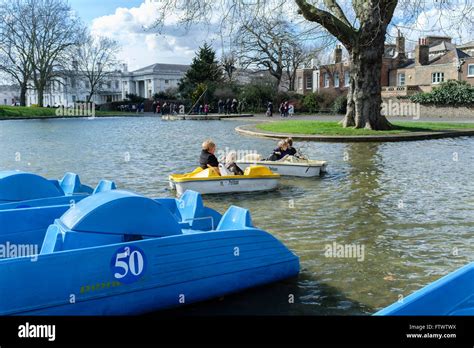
[1,230,299,315]
[375,262,474,316]
[0,190,299,315]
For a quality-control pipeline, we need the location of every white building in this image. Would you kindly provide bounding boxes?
[120,63,189,100]
[26,72,123,107]
[26,63,190,106]
[0,85,20,105]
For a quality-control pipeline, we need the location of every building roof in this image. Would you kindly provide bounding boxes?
[131,63,190,75]
[429,41,456,53]
[0,84,20,92]
[458,41,474,49]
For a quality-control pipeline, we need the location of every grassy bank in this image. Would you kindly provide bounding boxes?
[256,120,474,136]
[0,105,137,119]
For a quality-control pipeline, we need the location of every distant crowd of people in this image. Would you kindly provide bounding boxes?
[117,97,294,116]
[266,101,293,118]
[217,99,242,115]
[152,101,181,115]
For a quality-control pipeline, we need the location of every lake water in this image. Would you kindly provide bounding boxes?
[1,116,473,315]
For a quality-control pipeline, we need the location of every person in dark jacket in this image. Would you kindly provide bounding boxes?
[200,140,220,173]
[285,137,297,156]
[266,101,273,117]
[268,140,288,161]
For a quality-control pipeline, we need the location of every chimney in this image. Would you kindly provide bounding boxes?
[415,38,429,65]
[396,30,405,58]
[334,45,342,64]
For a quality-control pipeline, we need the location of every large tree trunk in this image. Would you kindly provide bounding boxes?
[19,84,27,106]
[37,86,44,107]
[341,44,392,130]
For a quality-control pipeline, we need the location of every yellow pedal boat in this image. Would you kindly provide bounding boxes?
[169,165,280,196]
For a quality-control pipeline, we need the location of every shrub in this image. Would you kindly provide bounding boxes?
[332,95,347,114]
[302,92,324,113]
[410,80,474,106]
[239,83,277,112]
[125,93,146,103]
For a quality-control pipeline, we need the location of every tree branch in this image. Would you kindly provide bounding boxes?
[295,0,356,50]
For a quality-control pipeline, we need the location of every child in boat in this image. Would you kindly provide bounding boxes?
[285,138,297,156]
[268,140,288,161]
[224,151,244,175]
[200,140,220,173]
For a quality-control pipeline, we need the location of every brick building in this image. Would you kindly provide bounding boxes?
[295,33,474,98]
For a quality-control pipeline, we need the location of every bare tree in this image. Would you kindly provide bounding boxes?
[235,18,284,89]
[152,0,474,130]
[221,52,237,82]
[29,0,84,107]
[0,0,34,106]
[235,16,316,90]
[72,35,121,103]
[284,44,316,92]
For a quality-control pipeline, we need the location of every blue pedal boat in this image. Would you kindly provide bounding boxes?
[0,190,222,251]
[375,262,474,315]
[0,171,110,210]
[0,190,299,315]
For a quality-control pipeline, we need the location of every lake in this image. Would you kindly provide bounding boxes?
[1,116,473,315]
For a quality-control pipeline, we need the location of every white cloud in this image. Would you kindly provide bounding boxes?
[390,4,474,50]
[91,1,220,70]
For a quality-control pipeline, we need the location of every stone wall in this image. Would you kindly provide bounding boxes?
[382,97,474,118]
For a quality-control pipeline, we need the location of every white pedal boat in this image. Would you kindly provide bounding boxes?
[169,165,280,196]
[237,154,328,178]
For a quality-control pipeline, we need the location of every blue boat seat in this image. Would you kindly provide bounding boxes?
[93,180,117,194]
[40,190,183,254]
[156,191,222,230]
[216,206,254,231]
[60,173,93,195]
[0,171,65,203]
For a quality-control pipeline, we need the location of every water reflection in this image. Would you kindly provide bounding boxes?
[0,118,473,315]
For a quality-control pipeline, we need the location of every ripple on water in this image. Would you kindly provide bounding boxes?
[0,117,473,315]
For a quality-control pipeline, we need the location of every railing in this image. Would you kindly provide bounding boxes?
[381,86,419,96]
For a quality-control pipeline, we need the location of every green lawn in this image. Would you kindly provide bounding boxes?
[256,120,474,136]
[0,105,136,119]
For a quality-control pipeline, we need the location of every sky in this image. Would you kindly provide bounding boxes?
[69,0,221,71]
[67,0,474,72]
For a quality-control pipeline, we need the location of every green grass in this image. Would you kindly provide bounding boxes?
[256,120,474,136]
[0,105,137,119]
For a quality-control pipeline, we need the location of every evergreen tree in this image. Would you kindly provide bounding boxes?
[179,43,222,99]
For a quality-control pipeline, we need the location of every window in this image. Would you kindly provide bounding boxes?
[398,73,406,86]
[165,79,170,84]
[344,71,350,87]
[298,77,303,90]
[468,64,474,77]
[334,73,340,88]
[72,95,76,102]
[432,72,444,84]
[115,81,120,89]
[107,81,112,89]
[324,73,330,88]
[306,76,313,90]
